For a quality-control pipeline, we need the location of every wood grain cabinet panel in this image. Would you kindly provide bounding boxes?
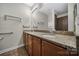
[23,33,77,56]
[26,34,33,56]
[23,32,26,47]
[42,40,69,56]
[32,36,41,56]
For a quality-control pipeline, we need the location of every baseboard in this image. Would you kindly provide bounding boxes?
[0,44,24,54]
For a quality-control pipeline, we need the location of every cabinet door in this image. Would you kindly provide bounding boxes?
[32,36,41,56]
[42,40,69,56]
[23,32,26,47]
[26,34,33,56]
[55,16,68,31]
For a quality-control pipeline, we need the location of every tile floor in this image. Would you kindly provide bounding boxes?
[0,46,28,56]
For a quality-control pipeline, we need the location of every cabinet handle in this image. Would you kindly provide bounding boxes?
[57,51,69,55]
[70,51,77,55]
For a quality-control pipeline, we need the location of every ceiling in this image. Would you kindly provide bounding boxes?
[39,3,68,15]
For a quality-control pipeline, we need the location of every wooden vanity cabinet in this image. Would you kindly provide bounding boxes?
[42,40,69,56]
[23,32,26,47]
[26,34,41,56]
[26,34,33,56]
[24,33,77,56]
[32,36,41,56]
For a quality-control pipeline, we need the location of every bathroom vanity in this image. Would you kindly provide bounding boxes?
[23,31,77,56]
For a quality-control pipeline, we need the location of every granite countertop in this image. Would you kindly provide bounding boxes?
[24,31,76,50]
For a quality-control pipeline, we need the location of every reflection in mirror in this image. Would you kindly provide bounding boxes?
[55,15,68,31]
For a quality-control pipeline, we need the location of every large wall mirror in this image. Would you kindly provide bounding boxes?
[55,3,77,32]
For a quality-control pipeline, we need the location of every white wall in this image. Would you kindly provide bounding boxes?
[32,11,48,30]
[57,13,68,18]
[68,3,75,32]
[0,3,31,51]
[48,9,55,32]
[76,4,79,36]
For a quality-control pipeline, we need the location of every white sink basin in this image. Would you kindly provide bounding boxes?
[42,35,55,38]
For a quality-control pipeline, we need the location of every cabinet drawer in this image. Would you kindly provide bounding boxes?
[42,40,69,56]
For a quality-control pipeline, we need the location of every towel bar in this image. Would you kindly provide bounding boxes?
[0,32,13,35]
[0,37,4,40]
